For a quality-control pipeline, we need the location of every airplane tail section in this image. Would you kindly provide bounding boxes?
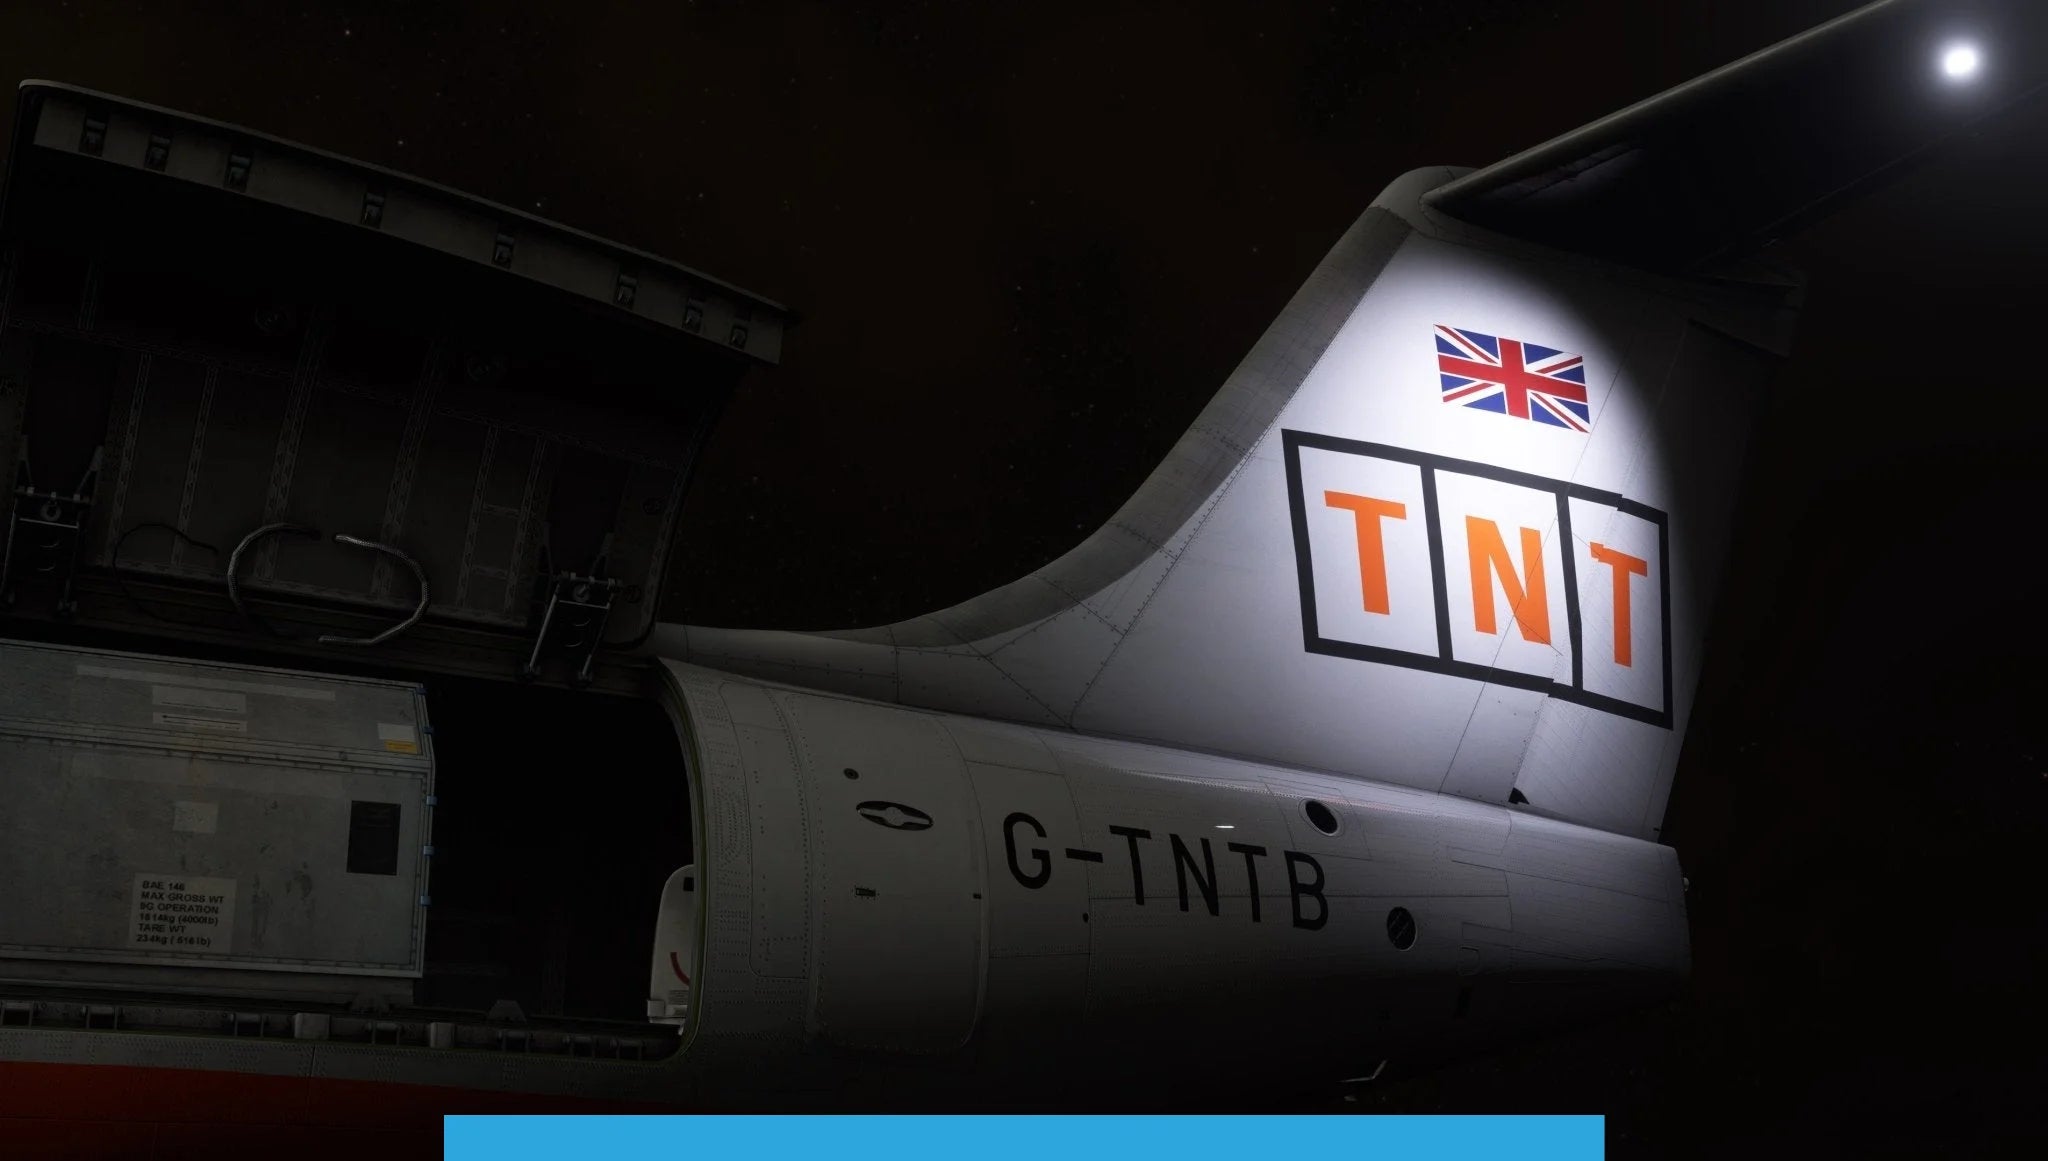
[655,0,2048,841]
[659,174,1792,840]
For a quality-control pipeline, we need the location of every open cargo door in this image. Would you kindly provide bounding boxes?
[0,82,790,693]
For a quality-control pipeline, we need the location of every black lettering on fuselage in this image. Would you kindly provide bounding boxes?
[1004,812,1051,889]
[1227,841,1268,922]
[1107,826,1152,905]
[1170,834,1219,916]
[993,812,1331,932]
[1284,851,1327,931]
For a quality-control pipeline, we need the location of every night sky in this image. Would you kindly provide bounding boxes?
[3,1,2044,1153]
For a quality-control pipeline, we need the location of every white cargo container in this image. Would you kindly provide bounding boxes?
[0,638,434,1005]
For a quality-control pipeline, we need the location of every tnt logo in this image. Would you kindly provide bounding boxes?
[1282,430,1671,727]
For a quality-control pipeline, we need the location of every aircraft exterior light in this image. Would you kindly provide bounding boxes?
[1942,43,1981,81]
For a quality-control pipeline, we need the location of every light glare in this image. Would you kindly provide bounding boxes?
[1941,43,1981,80]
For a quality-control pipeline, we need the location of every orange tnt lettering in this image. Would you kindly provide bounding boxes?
[1466,517,1550,644]
[1588,542,1649,667]
[1323,491,1406,615]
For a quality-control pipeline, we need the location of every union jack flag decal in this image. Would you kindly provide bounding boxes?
[1435,325,1591,433]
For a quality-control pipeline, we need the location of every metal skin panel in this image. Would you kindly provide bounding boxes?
[968,756,1089,960]
[730,717,809,981]
[649,169,1789,845]
[659,671,810,1080]
[951,717,1093,1046]
[771,689,987,1055]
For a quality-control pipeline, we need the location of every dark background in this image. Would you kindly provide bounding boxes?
[2,1,2042,1153]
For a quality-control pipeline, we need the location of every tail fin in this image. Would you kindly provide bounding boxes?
[661,175,1789,840]
[655,0,2048,840]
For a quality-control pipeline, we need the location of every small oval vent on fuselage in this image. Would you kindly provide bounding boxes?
[1303,799,1340,835]
[1386,906,1418,950]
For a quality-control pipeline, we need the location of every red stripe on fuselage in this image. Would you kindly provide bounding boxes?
[1,1116,442,1161]
[0,1060,672,1129]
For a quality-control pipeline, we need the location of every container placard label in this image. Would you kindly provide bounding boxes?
[152,712,249,733]
[129,874,237,953]
[378,722,420,754]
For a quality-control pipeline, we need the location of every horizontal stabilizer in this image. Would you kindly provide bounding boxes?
[1425,0,2048,270]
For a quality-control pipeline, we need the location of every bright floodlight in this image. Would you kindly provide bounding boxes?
[1941,43,1981,81]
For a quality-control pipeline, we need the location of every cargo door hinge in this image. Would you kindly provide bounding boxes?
[2,439,103,618]
[518,532,622,688]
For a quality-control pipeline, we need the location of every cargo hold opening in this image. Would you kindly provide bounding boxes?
[412,674,694,1024]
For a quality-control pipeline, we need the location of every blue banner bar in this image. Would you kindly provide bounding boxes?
[445,1115,1603,1160]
